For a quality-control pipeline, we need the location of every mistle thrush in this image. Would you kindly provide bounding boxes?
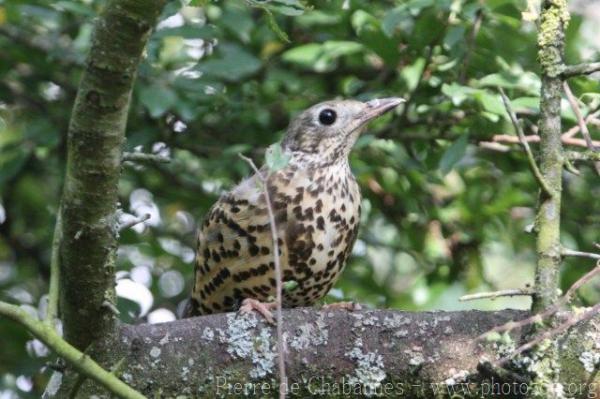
[185,98,403,318]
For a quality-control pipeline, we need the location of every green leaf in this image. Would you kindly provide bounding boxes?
[52,1,94,16]
[441,83,476,105]
[401,57,426,91]
[0,147,30,188]
[248,0,306,16]
[381,6,408,37]
[265,144,291,172]
[196,44,261,81]
[475,91,505,116]
[475,72,541,95]
[438,134,469,176]
[281,43,322,67]
[139,84,177,118]
[512,97,540,113]
[282,41,363,72]
[283,280,299,292]
[188,0,210,6]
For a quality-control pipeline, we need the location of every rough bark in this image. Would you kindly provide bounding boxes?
[68,308,599,398]
[530,2,570,397]
[59,0,166,351]
[533,0,568,313]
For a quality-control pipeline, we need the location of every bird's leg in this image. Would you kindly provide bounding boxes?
[238,298,276,324]
[321,301,362,312]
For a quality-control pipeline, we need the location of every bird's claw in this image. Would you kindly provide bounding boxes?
[238,298,276,324]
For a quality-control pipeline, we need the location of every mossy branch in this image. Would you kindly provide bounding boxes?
[560,62,600,78]
[0,301,145,399]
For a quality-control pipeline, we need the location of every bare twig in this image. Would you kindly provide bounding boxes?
[478,141,511,152]
[497,302,600,365]
[238,153,287,399]
[460,288,535,302]
[562,109,600,139]
[491,134,600,148]
[561,62,600,78]
[122,152,171,164]
[499,89,554,196]
[563,82,600,174]
[561,248,600,261]
[479,260,600,341]
[118,213,151,232]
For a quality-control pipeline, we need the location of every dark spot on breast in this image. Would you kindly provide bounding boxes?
[316,216,325,231]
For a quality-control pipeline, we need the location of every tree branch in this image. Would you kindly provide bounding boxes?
[488,134,600,148]
[122,152,171,164]
[459,288,535,302]
[0,301,145,399]
[566,150,600,162]
[561,248,600,260]
[562,81,600,174]
[67,309,599,398]
[531,2,570,394]
[561,62,600,78]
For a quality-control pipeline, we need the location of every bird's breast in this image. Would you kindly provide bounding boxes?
[270,161,362,306]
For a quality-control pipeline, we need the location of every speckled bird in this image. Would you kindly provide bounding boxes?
[185,97,403,320]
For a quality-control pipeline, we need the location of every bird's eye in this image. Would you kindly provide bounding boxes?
[318,109,337,125]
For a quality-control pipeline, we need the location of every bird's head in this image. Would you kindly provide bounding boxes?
[282,97,404,165]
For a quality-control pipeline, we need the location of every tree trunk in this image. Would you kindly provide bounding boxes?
[59,0,165,351]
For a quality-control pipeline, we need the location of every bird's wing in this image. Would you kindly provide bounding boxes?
[188,171,286,315]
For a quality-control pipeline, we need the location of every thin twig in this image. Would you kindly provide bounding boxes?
[562,109,600,139]
[122,152,171,164]
[561,248,600,260]
[563,82,600,174]
[491,134,600,148]
[238,153,287,399]
[499,88,554,196]
[46,206,62,327]
[497,302,600,365]
[565,151,600,162]
[118,213,151,232]
[561,62,600,78]
[478,260,600,341]
[478,141,511,152]
[563,156,581,176]
[460,288,535,302]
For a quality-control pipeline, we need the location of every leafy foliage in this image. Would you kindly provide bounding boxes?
[1,0,599,396]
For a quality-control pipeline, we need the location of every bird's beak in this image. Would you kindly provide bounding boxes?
[358,97,405,125]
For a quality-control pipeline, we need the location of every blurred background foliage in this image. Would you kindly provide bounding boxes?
[0,0,599,396]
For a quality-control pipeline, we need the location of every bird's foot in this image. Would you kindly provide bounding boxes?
[321,301,362,312]
[238,298,276,324]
